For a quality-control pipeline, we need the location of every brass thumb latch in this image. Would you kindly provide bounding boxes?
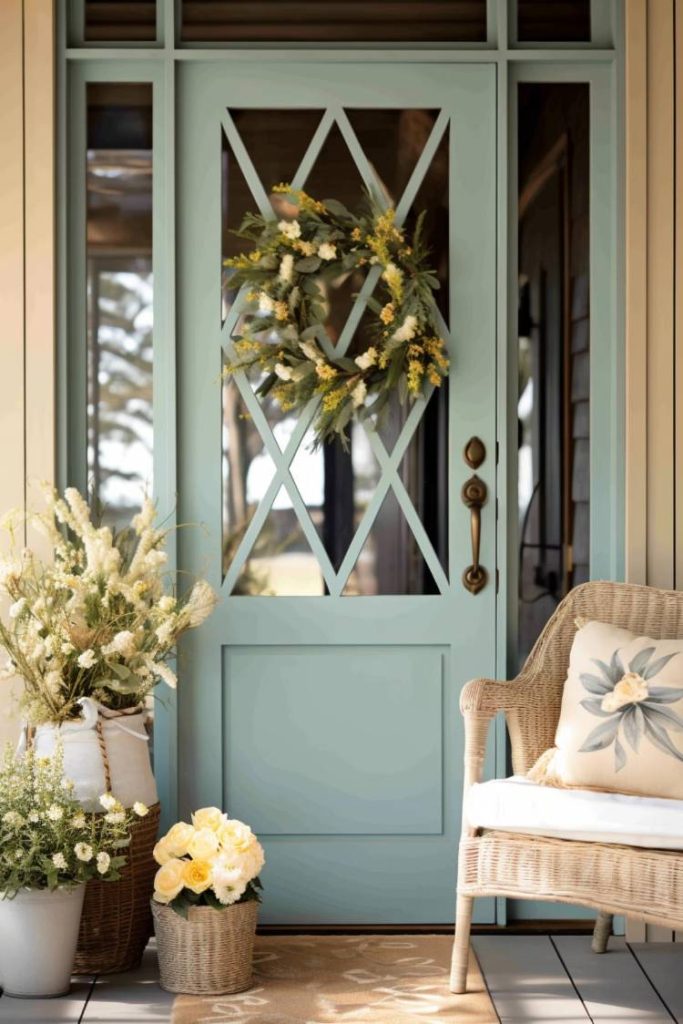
[462,473,488,595]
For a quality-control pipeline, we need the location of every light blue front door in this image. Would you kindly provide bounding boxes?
[177,59,497,924]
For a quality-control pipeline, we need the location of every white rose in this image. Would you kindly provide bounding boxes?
[187,827,220,861]
[278,219,301,240]
[318,242,337,261]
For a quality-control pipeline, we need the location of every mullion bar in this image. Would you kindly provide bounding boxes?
[394,109,450,223]
[291,108,336,191]
[221,112,273,218]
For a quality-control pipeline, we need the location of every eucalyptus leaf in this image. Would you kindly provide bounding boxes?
[295,256,322,273]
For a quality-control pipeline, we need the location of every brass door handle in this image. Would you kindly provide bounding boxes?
[462,474,488,594]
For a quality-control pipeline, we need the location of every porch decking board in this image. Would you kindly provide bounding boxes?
[552,936,674,1022]
[80,948,174,1022]
[0,980,94,1022]
[630,943,683,1023]
[472,935,590,1021]
[1,936,683,1021]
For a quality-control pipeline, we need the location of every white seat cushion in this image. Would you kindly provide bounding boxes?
[465,776,683,850]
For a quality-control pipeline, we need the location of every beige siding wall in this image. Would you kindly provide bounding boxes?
[625,0,683,942]
[0,0,55,748]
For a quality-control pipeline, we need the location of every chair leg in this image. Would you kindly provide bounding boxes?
[450,894,474,993]
[591,911,613,953]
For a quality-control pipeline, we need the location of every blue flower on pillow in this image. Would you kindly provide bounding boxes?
[579,646,683,771]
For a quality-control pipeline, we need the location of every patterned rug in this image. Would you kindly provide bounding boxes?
[171,934,495,1023]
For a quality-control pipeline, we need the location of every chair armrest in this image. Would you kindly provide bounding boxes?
[460,677,527,717]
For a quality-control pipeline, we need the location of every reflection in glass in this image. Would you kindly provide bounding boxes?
[517,0,590,42]
[86,83,153,529]
[343,488,437,596]
[517,83,590,665]
[221,108,449,596]
[85,0,156,42]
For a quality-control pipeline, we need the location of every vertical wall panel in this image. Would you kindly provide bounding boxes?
[0,0,56,748]
[646,0,675,589]
[625,0,647,585]
[676,0,683,588]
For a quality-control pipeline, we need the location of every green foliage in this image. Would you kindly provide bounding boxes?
[0,745,141,897]
[222,184,450,447]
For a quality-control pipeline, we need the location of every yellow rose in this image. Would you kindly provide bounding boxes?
[182,858,213,895]
[153,859,185,904]
[218,819,254,855]
[187,827,220,861]
[163,821,195,858]
[191,807,225,832]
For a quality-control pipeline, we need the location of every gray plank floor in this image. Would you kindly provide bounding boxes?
[1,936,682,1022]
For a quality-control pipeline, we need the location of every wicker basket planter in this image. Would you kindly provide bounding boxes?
[152,899,258,995]
[73,802,160,975]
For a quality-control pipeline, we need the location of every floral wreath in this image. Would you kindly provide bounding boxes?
[222,184,449,446]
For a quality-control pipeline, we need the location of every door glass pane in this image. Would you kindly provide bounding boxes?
[517,1,590,42]
[182,1,486,43]
[517,83,590,665]
[86,83,153,528]
[221,107,449,595]
[85,0,156,41]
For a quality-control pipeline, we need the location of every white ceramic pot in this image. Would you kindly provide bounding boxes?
[0,885,85,998]
[21,698,158,811]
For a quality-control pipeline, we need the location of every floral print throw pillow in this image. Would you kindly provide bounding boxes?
[529,620,683,798]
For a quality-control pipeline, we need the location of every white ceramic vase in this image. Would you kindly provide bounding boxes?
[0,885,86,998]
[20,697,158,811]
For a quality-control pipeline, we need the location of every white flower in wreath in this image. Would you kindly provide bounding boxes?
[258,292,275,315]
[300,340,322,363]
[318,242,337,261]
[354,347,378,370]
[274,363,295,381]
[279,253,295,283]
[278,219,301,240]
[392,315,418,343]
[351,381,367,408]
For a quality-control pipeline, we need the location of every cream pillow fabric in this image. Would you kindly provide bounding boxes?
[530,620,683,799]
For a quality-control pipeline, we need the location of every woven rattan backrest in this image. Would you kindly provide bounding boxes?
[509,581,683,773]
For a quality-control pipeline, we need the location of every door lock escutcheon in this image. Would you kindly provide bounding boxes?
[461,437,488,595]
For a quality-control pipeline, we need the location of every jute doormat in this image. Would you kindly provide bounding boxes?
[171,934,496,1023]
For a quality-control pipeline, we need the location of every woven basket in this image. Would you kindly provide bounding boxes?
[152,899,258,995]
[73,802,160,974]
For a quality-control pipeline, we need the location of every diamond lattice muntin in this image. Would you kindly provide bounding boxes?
[220,107,451,597]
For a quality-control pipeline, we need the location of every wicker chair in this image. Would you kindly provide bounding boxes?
[450,580,683,994]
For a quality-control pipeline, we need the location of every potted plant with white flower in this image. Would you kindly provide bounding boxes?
[0,745,147,998]
[0,485,218,974]
[151,807,265,995]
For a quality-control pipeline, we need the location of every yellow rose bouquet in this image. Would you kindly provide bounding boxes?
[153,807,264,917]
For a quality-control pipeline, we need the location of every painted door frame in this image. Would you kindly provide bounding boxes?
[58,0,624,925]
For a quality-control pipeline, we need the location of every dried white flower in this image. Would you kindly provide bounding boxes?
[77,649,97,670]
[46,804,63,822]
[278,219,301,240]
[52,852,67,870]
[279,253,295,282]
[274,363,295,381]
[354,347,378,370]
[351,381,368,408]
[74,842,93,863]
[392,315,418,343]
[318,242,337,260]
